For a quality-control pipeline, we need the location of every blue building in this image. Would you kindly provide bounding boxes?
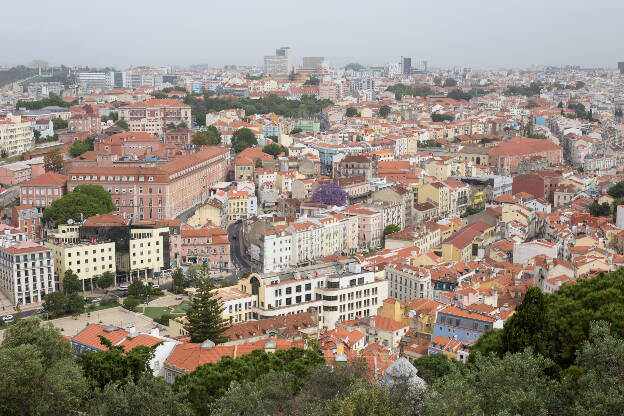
[263,124,281,138]
[188,82,202,94]
[432,305,497,343]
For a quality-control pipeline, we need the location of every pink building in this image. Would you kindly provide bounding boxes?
[344,205,383,248]
[19,172,67,211]
[180,226,231,270]
[67,147,230,221]
[489,138,563,174]
[94,132,164,158]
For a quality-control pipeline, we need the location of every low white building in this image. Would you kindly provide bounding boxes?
[513,240,559,264]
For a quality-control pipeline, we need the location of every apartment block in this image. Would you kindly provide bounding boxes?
[0,241,55,306]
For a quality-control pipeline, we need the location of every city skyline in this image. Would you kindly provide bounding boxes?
[2,0,623,69]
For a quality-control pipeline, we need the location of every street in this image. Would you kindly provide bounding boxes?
[227,221,251,280]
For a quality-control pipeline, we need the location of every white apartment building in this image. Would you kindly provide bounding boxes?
[385,263,432,302]
[238,258,388,330]
[253,212,358,273]
[0,240,55,306]
[0,115,34,156]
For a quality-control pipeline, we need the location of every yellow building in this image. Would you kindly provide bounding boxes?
[377,297,444,337]
[45,240,116,289]
[47,224,80,244]
[424,159,465,181]
[440,221,494,263]
[406,135,419,155]
[418,182,450,218]
[126,227,168,279]
[187,200,226,227]
[0,115,33,156]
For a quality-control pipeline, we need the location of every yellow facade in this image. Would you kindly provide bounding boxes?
[441,242,471,263]
[45,240,116,285]
[129,227,168,274]
[418,183,450,217]
[406,136,419,155]
[228,194,248,222]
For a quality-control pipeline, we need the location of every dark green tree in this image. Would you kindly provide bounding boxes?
[608,181,624,198]
[43,292,68,318]
[52,117,68,130]
[501,287,548,356]
[97,270,115,289]
[290,127,303,134]
[183,278,230,343]
[115,119,129,129]
[431,113,454,122]
[78,335,156,389]
[123,295,139,312]
[412,353,462,384]
[88,375,194,416]
[262,142,288,158]
[443,78,457,87]
[62,269,82,295]
[383,224,400,236]
[231,128,258,153]
[66,292,85,316]
[345,107,360,117]
[172,267,186,294]
[378,105,391,118]
[43,184,116,224]
[428,350,568,416]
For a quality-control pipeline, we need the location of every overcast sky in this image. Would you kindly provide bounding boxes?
[2,0,622,69]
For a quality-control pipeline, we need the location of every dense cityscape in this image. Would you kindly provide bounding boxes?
[1,4,624,414]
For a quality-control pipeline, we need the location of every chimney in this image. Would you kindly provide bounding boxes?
[125,324,136,334]
[150,328,159,337]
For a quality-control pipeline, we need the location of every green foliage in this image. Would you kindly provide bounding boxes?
[469,327,504,359]
[78,336,157,388]
[412,353,462,384]
[187,94,332,126]
[429,349,568,416]
[608,181,624,198]
[378,105,391,118]
[211,371,296,416]
[461,205,484,218]
[0,319,87,416]
[122,295,139,312]
[68,136,94,156]
[528,133,548,139]
[345,63,364,71]
[115,119,129,129]
[101,111,118,122]
[172,267,187,294]
[62,269,82,295]
[88,375,194,416]
[174,347,325,414]
[183,278,230,343]
[43,150,63,172]
[304,76,320,86]
[290,127,303,134]
[383,224,400,236]
[471,269,624,368]
[0,65,37,87]
[419,139,442,147]
[431,113,454,122]
[386,83,432,100]
[345,107,360,117]
[504,81,543,97]
[43,292,68,317]
[590,200,612,217]
[446,89,472,101]
[442,78,457,87]
[231,128,258,153]
[262,142,288,158]
[16,94,72,110]
[43,184,115,224]
[97,270,115,289]
[66,292,85,316]
[191,125,221,146]
[52,116,68,130]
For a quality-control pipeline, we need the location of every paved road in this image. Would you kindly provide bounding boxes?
[227,222,251,279]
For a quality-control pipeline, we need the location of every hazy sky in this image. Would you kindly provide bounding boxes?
[2,0,623,69]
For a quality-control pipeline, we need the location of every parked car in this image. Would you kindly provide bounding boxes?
[119,285,128,290]
[152,284,160,289]
[2,315,14,323]
[36,307,45,314]
[92,297,102,303]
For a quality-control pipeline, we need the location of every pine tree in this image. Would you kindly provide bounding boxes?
[184,276,230,343]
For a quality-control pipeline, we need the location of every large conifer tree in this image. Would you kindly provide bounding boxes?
[184,273,230,343]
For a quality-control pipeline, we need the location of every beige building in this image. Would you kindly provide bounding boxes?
[45,240,116,290]
[124,227,169,280]
[0,115,33,156]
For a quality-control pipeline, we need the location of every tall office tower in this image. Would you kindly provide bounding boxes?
[402,57,412,74]
[303,57,324,69]
[264,46,292,75]
[619,62,624,74]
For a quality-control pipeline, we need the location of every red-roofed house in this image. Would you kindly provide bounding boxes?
[337,315,408,349]
[20,172,67,211]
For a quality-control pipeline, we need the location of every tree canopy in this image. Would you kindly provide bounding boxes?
[383,224,400,236]
[311,182,349,206]
[386,83,432,100]
[43,184,116,225]
[231,128,258,153]
[16,94,72,110]
[345,107,360,117]
[183,277,230,343]
[262,142,288,158]
[471,268,624,368]
[378,105,391,118]
[68,137,94,157]
[191,126,221,146]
